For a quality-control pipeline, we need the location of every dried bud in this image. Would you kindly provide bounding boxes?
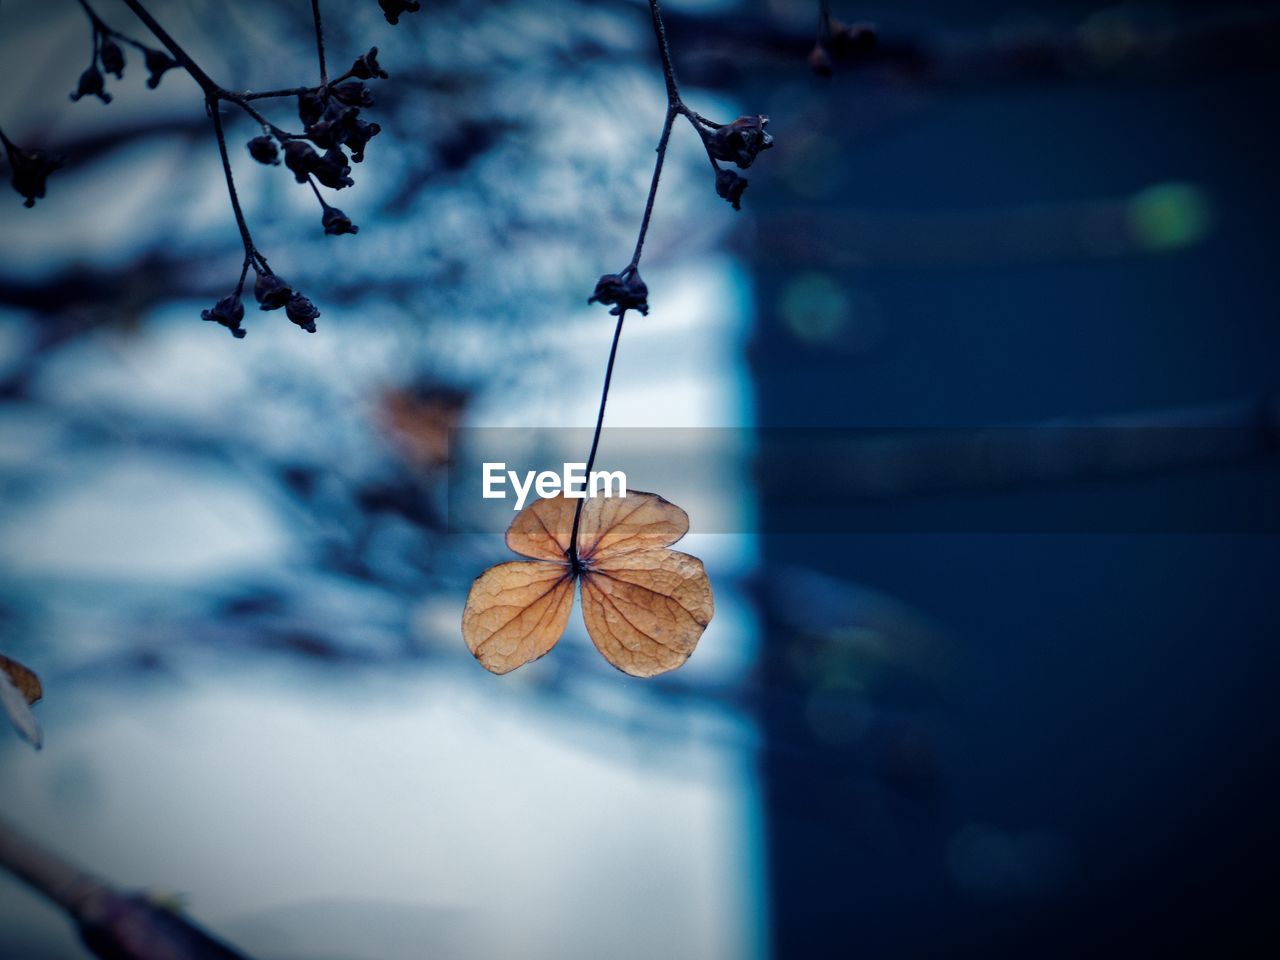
[201,294,246,338]
[322,206,359,236]
[283,140,320,183]
[331,81,374,108]
[707,116,774,170]
[254,272,292,310]
[808,43,833,77]
[298,89,326,126]
[312,147,354,190]
[345,119,381,163]
[8,146,64,208]
[100,39,126,79]
[588,269,649,317]
[70,66,111,104]
[247,135,280,165]
[306,105,359,150]
[350,47,388,81]
[143,48,177,89]
[285,293,320,333]
[378,0,421,26]
[715,168,748,211]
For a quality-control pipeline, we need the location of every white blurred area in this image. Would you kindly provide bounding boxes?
[1,671,764,960]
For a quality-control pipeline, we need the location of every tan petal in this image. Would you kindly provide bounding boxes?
[505,495,578,562]
[462,561,574,674]
[578,490,689,563]
[0,653,42,748]
[580,549,714,677]
[0,653,41,704]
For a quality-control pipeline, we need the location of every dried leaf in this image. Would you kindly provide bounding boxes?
[0,653,42,704]
[576,492,690,561]
[580,549,713,677]
[0,653,43,749]
[462,561,574,674]
[505,495,578,562]
[461,491,714,678]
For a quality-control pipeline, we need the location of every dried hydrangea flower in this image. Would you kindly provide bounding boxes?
[715,168,748,211]
[378,0,421,26]
[70,66,111,104]
[350,47,388,81]
[7,146,64,208]
[201,294,246,338]
[588,269,649,317]
[707,116,773,170]
[285,293,320,333]
[100,39,126,79]
[143,48,177,89]
[254,272,292,310]
[247,135,280,166]
[322,206,359,236]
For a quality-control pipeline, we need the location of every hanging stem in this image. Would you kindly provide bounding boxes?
[567,313,625,571]
[567,0,689,569]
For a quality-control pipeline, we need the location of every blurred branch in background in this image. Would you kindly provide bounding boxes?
[665,2,1280,87]
[0,816,254,959]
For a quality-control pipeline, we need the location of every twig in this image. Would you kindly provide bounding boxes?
[310,0,328,86]
[0,814,254,959]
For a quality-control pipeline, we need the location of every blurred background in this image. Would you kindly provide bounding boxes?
[1,0,1278,957]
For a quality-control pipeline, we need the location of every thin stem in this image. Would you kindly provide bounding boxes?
[209,101,262,277]
[75,0,107,33]
[648,0,680,102]
[118,0,220,95]
[568,312,626,571]
[629,106,675,269]
[310,0,328,86]
[307,175,330,208]
[241,86,310,101]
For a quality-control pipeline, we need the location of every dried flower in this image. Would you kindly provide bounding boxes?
[378,0,421,26]
[305,105,358,150]
[201,294,246,338]
[715,168,748,210]
[70,65,111,104]
[707,116,774,170]
[143,48,177,89]
[588,269,649,317]
[285,292,320,333]
[313,147,354,190]
[297,89,326,126]
[350,47,388,81]
[247,135,280,165]
[254,271,292,310]
[322,205,359,235]
[331,81,374,108]
[100,39,126,79]
[7,146,64,208]
[283,140,320,183]
[344,119,381,163]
